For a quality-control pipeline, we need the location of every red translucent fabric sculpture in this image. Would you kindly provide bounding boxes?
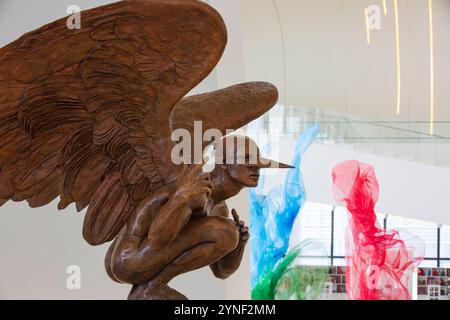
[332,160,424,300]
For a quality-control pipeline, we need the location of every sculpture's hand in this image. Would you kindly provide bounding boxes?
[175,164,214,210]
[209,209,249,279]
[231,209,250,244]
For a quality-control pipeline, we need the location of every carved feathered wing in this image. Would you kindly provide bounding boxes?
[0,0,227,245]
[171,82,279,143]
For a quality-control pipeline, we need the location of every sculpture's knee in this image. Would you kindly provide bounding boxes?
[109,251,159,285]
[207,217,239,256]
[104,240,124,283]
[108,255,137,284]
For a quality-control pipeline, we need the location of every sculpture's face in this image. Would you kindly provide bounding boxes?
[226,163,261,188]
[214,134,291,189]
[223,138,262,188]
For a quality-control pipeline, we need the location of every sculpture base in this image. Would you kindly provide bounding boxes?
[128,283,188,300]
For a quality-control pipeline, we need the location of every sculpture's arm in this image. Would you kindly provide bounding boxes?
[105,166,213,284]
[147,192,194,249]
[210,237,248,279]
[110,164,212,253]
[210,207,249,279]
[148,164,213,249]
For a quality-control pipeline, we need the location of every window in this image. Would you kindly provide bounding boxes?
[387,216,438,260]
[296,202,332,257]
[332,207,348,258]
[292,202,448,268]
[440,225,450,266]
[419,260,438,267]
[332,258,346,267]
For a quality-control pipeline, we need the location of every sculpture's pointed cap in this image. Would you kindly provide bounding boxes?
[213,135,294,169]
[255,156,294,169]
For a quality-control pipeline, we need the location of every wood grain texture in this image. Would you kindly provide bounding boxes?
[0,0,227,245]
[172,82,279,145]
[0,0,279,253]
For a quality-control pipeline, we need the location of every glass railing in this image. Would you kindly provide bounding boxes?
[249,105,450,168]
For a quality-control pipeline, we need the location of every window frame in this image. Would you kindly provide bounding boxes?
[298,202,447,267]
[327,206,445,267]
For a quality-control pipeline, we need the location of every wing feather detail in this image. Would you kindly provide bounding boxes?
[0,0,227,245]
[172,82,279,146]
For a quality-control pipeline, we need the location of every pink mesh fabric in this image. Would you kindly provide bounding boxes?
[332,160,424,300]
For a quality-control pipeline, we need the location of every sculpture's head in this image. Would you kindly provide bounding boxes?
[212,135,293,188]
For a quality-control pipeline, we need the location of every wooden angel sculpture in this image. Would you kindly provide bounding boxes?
[0,0,292,299]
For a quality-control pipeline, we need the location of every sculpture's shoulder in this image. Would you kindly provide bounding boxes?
[128,187,173,228]
[210,201,230,218]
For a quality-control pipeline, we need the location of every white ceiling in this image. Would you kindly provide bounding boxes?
[241,0,450,137]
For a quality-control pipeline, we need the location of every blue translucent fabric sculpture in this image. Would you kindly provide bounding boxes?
[250,125,320,295]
